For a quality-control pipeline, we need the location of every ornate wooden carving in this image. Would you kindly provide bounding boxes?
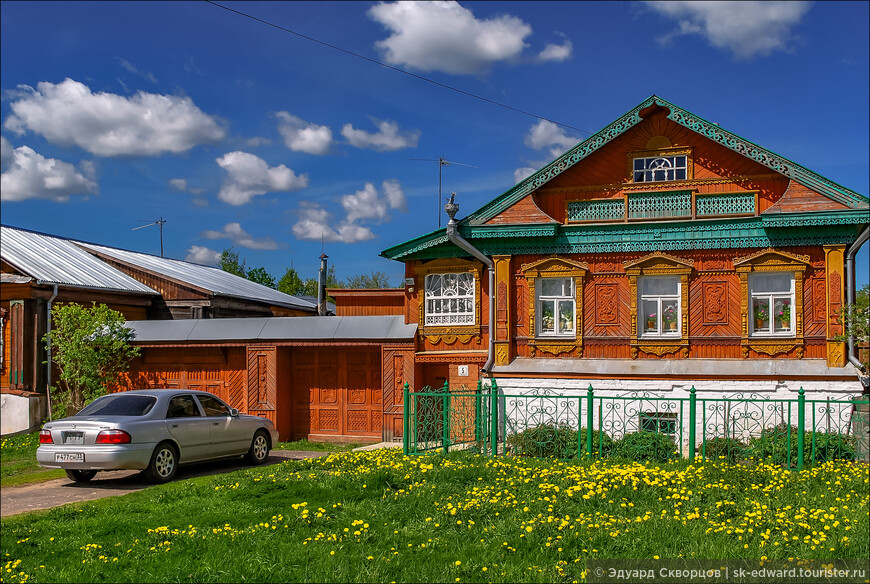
[624,252,693,359]
[595,283,619,325]
[521,256,588,357]
[414,257,483,343]
[813,279,827,323]
[702,282,728,324]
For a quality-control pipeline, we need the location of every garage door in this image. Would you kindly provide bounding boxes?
[291,348,382,440]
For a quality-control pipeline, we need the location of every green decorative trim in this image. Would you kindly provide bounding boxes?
[761,210,870,228]
[697,192,756,217]
[464,223,559,239]
[567,199,624,222]
[628,190,692,220]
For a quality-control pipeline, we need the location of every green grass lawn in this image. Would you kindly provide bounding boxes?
[2,449,867,583]
[0,433,358,488]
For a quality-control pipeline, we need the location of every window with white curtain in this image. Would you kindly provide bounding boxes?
[424,273,475,326]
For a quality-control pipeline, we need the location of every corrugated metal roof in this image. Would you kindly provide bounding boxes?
[0,225,159,294]
[76,242,317,312]
[126,316,417,342]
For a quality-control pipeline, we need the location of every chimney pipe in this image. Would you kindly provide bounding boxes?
[318,253,328,316]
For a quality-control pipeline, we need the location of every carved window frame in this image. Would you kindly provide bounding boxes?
[521,257,588,357]
[414,258,483,341]
[627,147,694,184]
[733,248,809,358]
[624,252,694,358]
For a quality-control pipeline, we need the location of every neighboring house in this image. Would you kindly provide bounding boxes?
[120,315,416,443]
[380,96,870,407]
[327,288,404,317]
[0,224,317,435]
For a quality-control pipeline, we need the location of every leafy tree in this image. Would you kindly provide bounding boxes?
[247,266,276,289]
[44,303,141,418]
[219,247,246,278]
[345,270,394,289]
[835,282,870,370]
[277,267,304,295]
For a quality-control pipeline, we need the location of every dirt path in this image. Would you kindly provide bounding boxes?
[1,450,327,518]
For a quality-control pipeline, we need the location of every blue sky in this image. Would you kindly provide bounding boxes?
[1,1,868,287]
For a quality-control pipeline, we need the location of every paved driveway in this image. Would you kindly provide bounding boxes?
[1,450,327,517]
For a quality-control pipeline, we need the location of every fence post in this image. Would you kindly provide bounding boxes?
[689,386,697,460]
[586,385,594,459]
[403,382,410,456]
[797,387,805,470]
[442,380,450,454]
[475,379,482,444]
[491,378,499,456]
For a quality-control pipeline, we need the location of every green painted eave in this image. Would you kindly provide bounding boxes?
[386,212,866,261]
[462,95,868,227]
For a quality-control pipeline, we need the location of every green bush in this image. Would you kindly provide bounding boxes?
[745,424,856,466]
[507,424,613,459]
[611,431,679,462]
[701,437,747,462]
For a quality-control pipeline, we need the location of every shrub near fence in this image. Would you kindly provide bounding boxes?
[403,382,870,467]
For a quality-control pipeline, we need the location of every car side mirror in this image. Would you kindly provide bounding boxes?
[229,408,239,417]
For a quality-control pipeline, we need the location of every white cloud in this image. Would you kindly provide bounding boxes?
[0,136,13,170]
[382,179,407,212]
[276,112,333,155]
[215,151,308,205]
[537,40,572,62]
[185,245,221,265]
[524,119,579,158]
[1,138,98,202]
[514,166,536,183]
[168,178,205,195]
[3,78,225,156]
[292,203,376,244]
[645,1,811,60]
[200,222,278,250]
[292,180,406,244]
[245,136,272,147]
[341,119,419,152]
[369,1,532,75]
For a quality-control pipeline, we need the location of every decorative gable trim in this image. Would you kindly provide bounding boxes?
[623,252,694,273]
[732,248,811,270]
[463,96,867,227]
[521,256,589,277]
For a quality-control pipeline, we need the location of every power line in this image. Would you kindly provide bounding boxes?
[203,1,592,135]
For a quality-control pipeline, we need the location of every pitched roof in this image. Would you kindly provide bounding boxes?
[76,241,317,312]
[0,225,158,294]
[381,95,868,261]
[125,315,416,342]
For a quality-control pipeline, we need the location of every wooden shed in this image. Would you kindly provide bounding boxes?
[121,316,417,443]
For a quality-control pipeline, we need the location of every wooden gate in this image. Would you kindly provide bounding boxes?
[291,348,381,441]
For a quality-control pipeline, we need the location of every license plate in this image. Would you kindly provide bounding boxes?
[64,432,84,445]
[55,453,84,463]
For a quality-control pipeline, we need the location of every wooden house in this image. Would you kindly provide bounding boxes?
[380,96,869,403]
[1,225,317,434]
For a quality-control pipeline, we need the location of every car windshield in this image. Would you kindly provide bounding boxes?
[76,395,157,417]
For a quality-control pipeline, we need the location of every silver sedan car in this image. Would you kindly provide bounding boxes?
[37,389,279,484]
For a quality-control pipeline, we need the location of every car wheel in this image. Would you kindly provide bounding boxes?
[144,442,178,484]
[245,430,270,465]
[65,469,97,483]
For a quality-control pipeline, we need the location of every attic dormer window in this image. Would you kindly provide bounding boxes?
[633,155,687,183]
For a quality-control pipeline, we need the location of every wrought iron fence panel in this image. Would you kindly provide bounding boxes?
[401,381,869,468]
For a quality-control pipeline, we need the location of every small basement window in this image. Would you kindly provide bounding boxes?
[640,412,678,435]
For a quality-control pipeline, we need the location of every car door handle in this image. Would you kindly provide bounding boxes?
[170,424,178,428]
[213,422,219,426]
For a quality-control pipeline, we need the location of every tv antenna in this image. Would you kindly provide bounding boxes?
[412,157,477,228]
[132,217,167,257]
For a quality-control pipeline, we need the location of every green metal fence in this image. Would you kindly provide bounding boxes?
[402,380,870,468]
